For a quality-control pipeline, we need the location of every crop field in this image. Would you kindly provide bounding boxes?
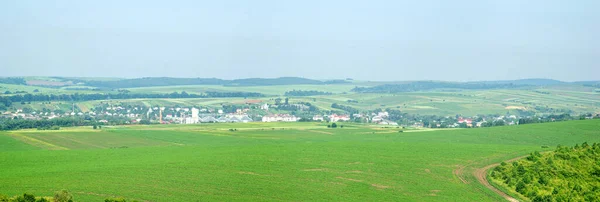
[1,120,599,201]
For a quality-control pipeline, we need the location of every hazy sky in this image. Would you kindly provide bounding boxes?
[1,0,598,81]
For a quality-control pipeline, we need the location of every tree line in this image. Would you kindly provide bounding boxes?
[0,91,264,108]
[0,116,133,131]
[0,77,26,85]
[284,90,332,96]
[331,103,359,115]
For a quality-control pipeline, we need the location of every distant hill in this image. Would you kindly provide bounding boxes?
[226,77,323,86]
[572,81,600,87]
[53,77,330,89]
[469,78,565,86]
[5,77,595,89]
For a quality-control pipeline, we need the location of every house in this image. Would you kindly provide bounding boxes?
[260,104,269,110]
[330,114,350,122]
[378,120,398,126]
[312,115,324,121]
[200,116,217,123]
[240,116,253,123]
[377,111,389,117]
[371,116,384,123]
[217,117,229,123]
[457,118,473,124]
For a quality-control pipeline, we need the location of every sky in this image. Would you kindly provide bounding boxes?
[0,0,598,81]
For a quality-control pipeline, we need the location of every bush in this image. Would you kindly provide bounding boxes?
[17,193,36,202]
[53,190,73,202]
[331,123,337,128]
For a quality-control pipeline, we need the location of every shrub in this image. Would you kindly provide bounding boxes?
[53,190,73,202]
[0,194,8,202]
[331,123,337,128]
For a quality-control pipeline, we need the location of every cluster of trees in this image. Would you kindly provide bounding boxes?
[0,77,26,85]
[518,114,575,125]
[0,116,133,131]
[490,143,600,202]
[0,190,72,202]
[351,81,524,93]
[0,91,264,108]
[284,90,332,96]
[331,103,359,115]
[4,91,28,94]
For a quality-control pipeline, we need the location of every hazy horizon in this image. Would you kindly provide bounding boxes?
[1,0,599,82]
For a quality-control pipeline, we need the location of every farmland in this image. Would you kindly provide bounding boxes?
[3,80,599,116]
[1,120,599,201]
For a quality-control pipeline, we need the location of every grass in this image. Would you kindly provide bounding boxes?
[1,120,599,201]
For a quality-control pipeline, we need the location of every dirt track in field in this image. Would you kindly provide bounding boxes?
[472,156,526,202]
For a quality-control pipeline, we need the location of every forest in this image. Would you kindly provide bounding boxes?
[490,142,600,202]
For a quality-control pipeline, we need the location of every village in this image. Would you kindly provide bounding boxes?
[1,99,581,129]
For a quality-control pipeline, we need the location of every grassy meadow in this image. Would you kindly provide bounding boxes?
[1,120,599,201]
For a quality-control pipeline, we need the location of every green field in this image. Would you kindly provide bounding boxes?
[1,120,599,201]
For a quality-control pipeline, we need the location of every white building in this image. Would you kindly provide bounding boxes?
[262,114,299,122]
[260,104,269,111]
[191,108,200,123]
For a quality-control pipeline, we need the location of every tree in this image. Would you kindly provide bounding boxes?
[33,89,39,93]
[284,97,289,105]
[93,125,97,130]
[331,123,337,128]
[275,98,282,105]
